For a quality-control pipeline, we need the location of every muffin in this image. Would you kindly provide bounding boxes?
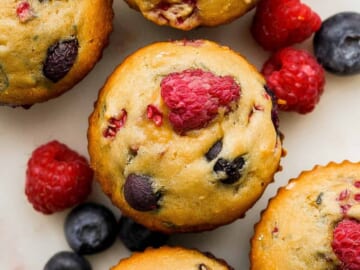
[88,39,283,233]
[0,0,113,106]
[111,246,233,270]
[251,161,360,270]
[124,0,259,30]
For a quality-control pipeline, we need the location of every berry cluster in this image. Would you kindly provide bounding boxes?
[251,0,324,114]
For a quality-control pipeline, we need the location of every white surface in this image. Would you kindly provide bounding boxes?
[1,1,360,269]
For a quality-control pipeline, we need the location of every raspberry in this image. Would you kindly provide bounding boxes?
[262,47,325,114]
[332,219,360,270]
[251,0,322,51]
[16,1,36,23]
[160,69,240,133]
[25,141,93,214]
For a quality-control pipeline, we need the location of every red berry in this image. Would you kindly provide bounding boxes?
[332,219,360,270]
[262,47,325,114]
[160,69,240,133]
[103,109,127,139]
[16,1,35,23]
[147,104,163,126]
[25,141,93,214]
[251,0,322,51]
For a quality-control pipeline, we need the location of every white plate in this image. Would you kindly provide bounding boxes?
[1,1,360,269]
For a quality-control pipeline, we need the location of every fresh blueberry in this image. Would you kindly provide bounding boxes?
[118,215,169,251]
[314,12,360,75]
[44,251,91,270]
[64,202,118,255]
[124,174,161,211]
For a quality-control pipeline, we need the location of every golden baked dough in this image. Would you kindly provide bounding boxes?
[0,0,113,106]
[124,0,259,30]
[111,246,233,270]
[88,39,282,233]
[251,161,360,269]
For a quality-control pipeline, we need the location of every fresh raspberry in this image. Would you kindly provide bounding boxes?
[262,47,325,114]
[160,69,240,133]
[25,141,93,214]
[251,0,322,51]
[332,219,360,270]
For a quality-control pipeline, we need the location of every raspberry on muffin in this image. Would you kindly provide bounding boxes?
[251,161,360,269]
[124,0,259,30]
[88,39,283,233]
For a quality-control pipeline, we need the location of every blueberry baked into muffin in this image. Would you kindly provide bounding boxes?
[124,0,259,30]
[111,246,234,270]
[251,161,360,270]
[0,0,113,106]
[88,39,283,233]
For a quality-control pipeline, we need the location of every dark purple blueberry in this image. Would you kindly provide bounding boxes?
[213,156,245,184]
[118,215,169,251]
[64,202,118,255]
[43,38,79,82]
[124,174,160,211]
[314,12,360,75]
[0,65,9,91]
[205,140,223,161]
[264,85,279,132]
[44,251,91,270]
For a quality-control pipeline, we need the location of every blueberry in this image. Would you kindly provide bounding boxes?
[264,85,279,132]
[64,202,118,255]
[205,140,223,161]
[213,156,245,184]
[118,215,169,251]
[314,12,360,75]
[43,38,79,82]
[124,174,161,211]
[44,251,91,270]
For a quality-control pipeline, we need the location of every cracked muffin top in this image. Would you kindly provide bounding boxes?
[88,39,283,233]
[0,0,113,106]
[124,0,258,30]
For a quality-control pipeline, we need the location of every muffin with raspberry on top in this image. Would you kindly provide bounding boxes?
[0,0,113,106]
[124,0,259,31]
[251,161,360,270]
[88,39,283,233]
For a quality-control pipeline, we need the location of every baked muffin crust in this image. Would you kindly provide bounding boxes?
[88,39,282,233]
